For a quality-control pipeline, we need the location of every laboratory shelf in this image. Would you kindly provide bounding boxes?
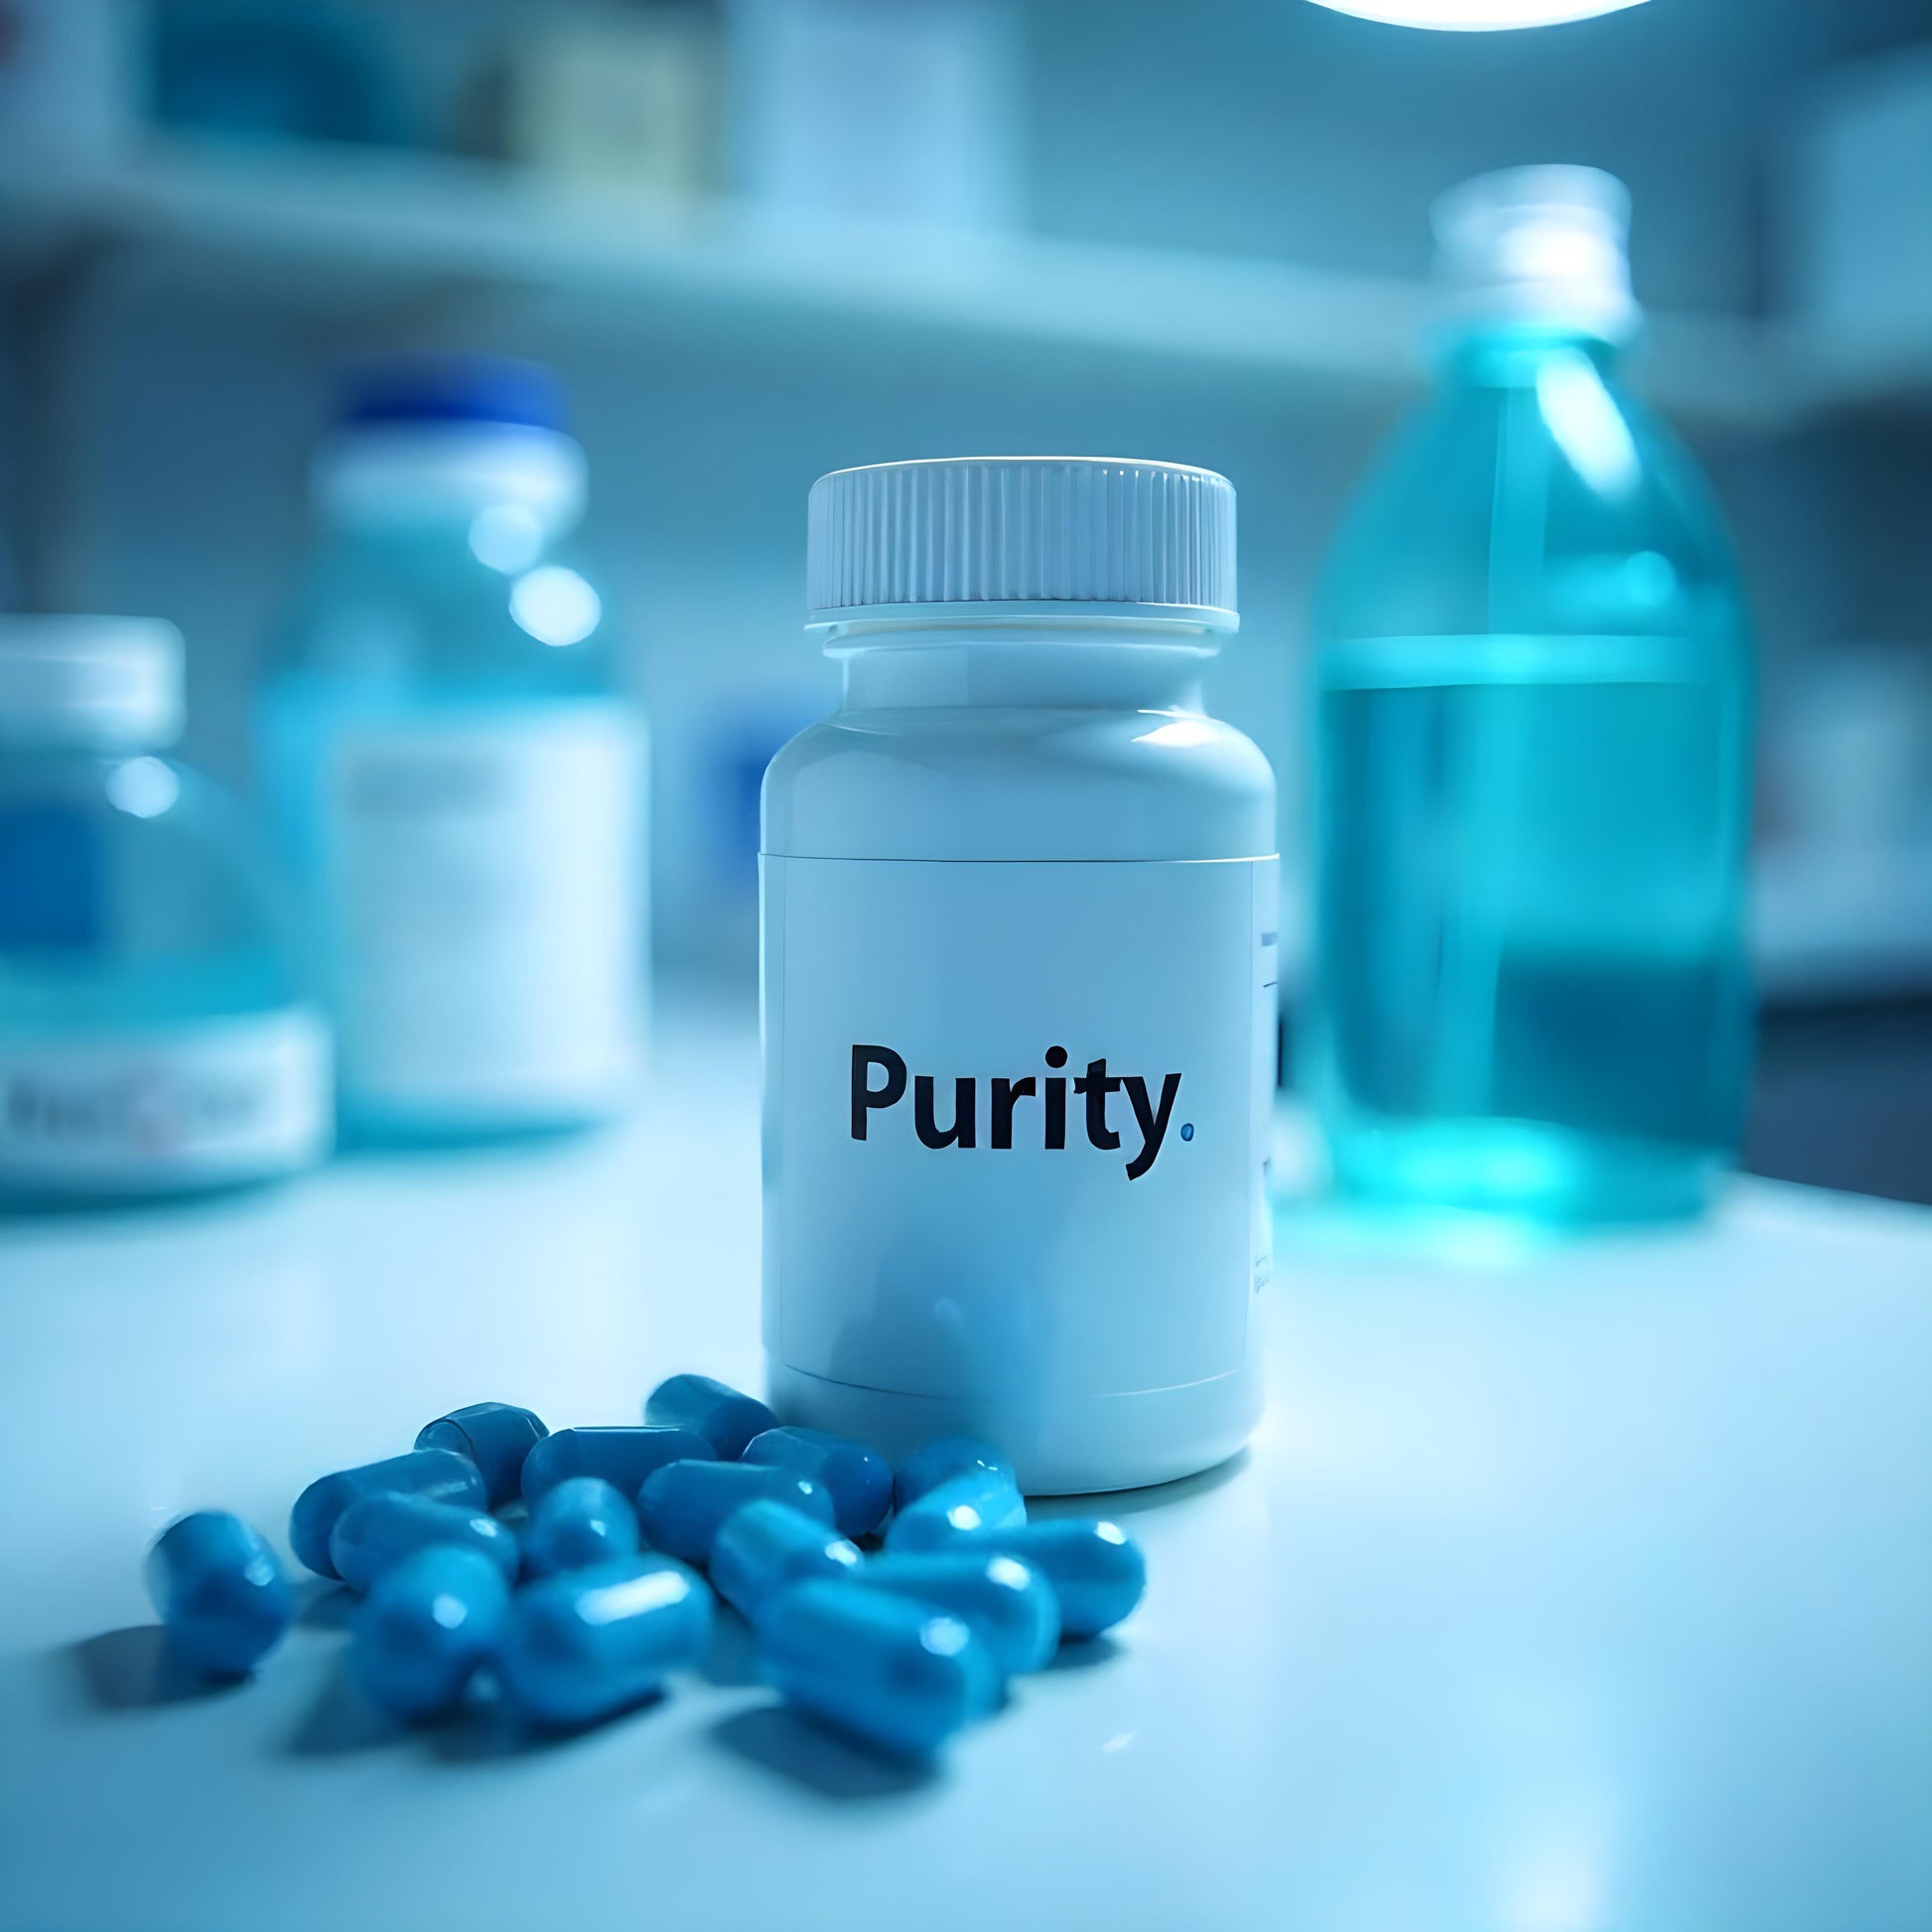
[0,139,1787,426]
[1,997,1928,1932]
[1753,843,1932,1003]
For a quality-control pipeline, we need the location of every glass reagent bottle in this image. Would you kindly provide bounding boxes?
[0,617,328,1203]
[1308,168,1755,1225]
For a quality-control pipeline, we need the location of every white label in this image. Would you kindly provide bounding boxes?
[324,705,645,1116]
[0,1009,331,1190]
[763,855,1277,1402]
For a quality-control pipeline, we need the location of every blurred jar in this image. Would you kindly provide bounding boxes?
[1307,168,1755,1226]
[257,354,647,1145]
[727,0,1021,230]
[482,4,722,204]
[151,0,409,148]
[0,0,139,166]
[0,617,329,1205]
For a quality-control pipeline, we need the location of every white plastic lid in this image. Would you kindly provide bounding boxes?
[805,457,1239,632]
[1431,165,1640,343]
[0,617,185,747]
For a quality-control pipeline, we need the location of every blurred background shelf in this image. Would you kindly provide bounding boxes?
[1753,847,1932,1005]
[3,135,1929,1008]
[1786,329,1932,419]
[0,140,1788,426]
[2,0,1929,1205]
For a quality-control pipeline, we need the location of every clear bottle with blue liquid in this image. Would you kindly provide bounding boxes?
[1308,169,1754,1225]
[0,618,328,1204]
[257,355,645,1143]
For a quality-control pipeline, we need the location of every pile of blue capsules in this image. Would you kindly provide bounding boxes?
[142,1374,1147,1760]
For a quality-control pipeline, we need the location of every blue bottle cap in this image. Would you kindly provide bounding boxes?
[340,353,568,434]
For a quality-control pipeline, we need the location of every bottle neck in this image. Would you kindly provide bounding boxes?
[830,621,1218,713]
[1436,324,1623,387]
[0,734,156,773]
[314,424,586,558]
[0,719,167,759]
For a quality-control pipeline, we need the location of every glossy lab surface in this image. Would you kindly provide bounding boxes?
[0,1002,1926,1931]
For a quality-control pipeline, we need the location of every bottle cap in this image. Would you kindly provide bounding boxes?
[805,458,1239,633]
[316,352,586,532]
[1431,165,1640,343]
[0,617,185,747]
[340,353,568,434]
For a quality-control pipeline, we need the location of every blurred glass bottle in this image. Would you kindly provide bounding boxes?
[258,355,646,1144]
[0,618,328,1204]
[1307,168,1754,1225]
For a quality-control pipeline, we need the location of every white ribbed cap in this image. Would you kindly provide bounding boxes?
[1432,166,1640,343]
[805,458,1239,632]
[0,617,185,748]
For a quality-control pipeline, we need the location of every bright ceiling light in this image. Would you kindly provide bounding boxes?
[1309,0,1648,29]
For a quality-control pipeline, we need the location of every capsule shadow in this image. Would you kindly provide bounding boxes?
[285,1657,405,1756]
[711,1702,938,1800]
[421,1698,533,1763]
[1043,1632,1123,1674]
[69,1624,247,1711]
[424,1683,666,1762]
[296,1580,358,1631]
[700,1609,764,1689]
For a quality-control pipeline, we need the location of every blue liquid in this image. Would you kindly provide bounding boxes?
[1,753,299,1023]
[1309,332,1753,1225]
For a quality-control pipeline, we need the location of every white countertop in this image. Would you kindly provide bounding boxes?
[2,999,1929,1932]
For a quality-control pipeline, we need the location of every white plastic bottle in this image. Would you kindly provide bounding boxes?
[761,458,1278,1493]
[257,356,646,1143]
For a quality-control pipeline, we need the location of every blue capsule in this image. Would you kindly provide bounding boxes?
[329,1492,519,1594]
[350,1544,510,1721]
[961,1521,1145,1639]
[524,1477,640,1577]
[894,1437,1016,1513]
[414,1402,548,1507]
[860,1552,1060,1674]
[636,1460,838,1566]
[643,1373,776,1459]
[761,1580,1003,1759]
[144,1511,294,1678]
[711,1499,862,1624]
[884,1467,1027,1553]
[290,1448,485,1579]
[520,1425,713,1505]
[742,1427,894,1541]
[498,1556,713,1727]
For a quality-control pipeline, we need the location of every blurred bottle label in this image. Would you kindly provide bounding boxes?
[323,702,645,1118]
[0,1008,330,1187]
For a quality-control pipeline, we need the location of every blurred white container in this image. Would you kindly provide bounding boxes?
[501,6,722,203]
[1785,46,1932,368]
[727,0,1021,231]
[0,0,137,164]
